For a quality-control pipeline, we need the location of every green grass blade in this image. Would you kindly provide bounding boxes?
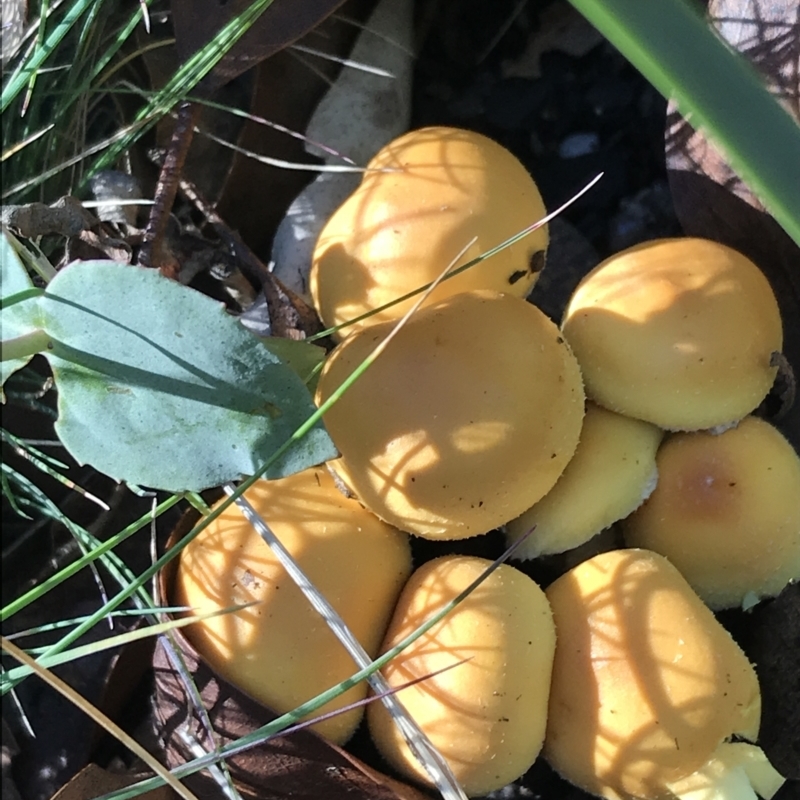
[0,493,183,622]
[567,0,800,246]
[89,0,277,176]
[5,607,192,640]
[1,0,98,113]
[22,0,53,113]
[0,605,254,686]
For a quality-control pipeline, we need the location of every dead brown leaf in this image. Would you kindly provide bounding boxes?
[172,0,352,92]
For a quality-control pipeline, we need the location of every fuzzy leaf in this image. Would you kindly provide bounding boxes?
[1,230,43,395]
[38,261,335,491]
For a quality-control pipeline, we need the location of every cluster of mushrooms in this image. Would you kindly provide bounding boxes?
[175,127,799,799]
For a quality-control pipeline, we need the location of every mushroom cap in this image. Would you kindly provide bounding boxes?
[623,416,800,610]
[544,548,761,800]
[561,237,782,430]
[311,126,548,337]
[506,403,663,558]
[315,290,585,539]
[368,555,556,797]
[173,467,412,744]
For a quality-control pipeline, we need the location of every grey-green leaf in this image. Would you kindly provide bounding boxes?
[1,230,43,395]
[38,261,336,491]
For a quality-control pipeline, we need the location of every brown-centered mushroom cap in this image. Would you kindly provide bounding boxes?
[623,415,800,610]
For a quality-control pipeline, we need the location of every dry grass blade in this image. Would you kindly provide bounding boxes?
[223,239,481,800]
[0,636,199,800]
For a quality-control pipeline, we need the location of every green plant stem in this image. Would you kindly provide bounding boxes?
[567,0,800,247]
[0,287,45,310]
[0,605,254,685]
[1,330,52,362]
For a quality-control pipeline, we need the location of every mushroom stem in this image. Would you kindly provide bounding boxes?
[665,743,785,800]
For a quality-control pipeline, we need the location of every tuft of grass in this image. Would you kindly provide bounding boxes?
[2,0,144,200]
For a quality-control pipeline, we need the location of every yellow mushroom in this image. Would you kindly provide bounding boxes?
[368,555,556,797]
[623,416,800,610]
[315,290,585,539]
[311,126,548,337]
[505,402,663,558]
[544,548,783,800]
[561,238,782,431]
[174,466,412,744]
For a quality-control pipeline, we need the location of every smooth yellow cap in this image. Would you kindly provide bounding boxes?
[545,549,761,800]
[174,467,412,744]
[316,291,585,539]
[562,238,782,430]
[311,126,548,337]
[368,555,556,797]
[506,403,663,558]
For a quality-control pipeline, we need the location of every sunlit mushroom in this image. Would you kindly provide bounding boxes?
[561,238,783,431]
[505,402,663,558]
[315,290,585,539]
[174,467,412,744]
[544,548,784,800]
[368,555,556,797]
[623,416,800,610]
[311,126,548,337]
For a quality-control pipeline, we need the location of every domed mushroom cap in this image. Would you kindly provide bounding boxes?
[311,126,548,337]
[505,402,663,558]
[561,237,782,431]
[368,555,556,797]
[623,416,800,610]
[315,290,585,540]
[174,467,412,745]
[544,549,761,800]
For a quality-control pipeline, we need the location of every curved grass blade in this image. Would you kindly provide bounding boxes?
[566,0,800,246]
[306,172,604,342]
[0,604,256,687]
